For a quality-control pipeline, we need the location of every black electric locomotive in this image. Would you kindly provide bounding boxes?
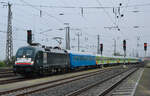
[13,46,70,76]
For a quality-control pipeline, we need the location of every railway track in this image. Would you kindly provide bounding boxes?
[0,68,15,78]
[0,66,137,96]
[0,73,15,78]
[102,68,144,96]
[0,68,34,85]
[65,68,138,96]
[0,71,12,74]
[98,68,138,96]
[0,77,32,85]
[0,67,115,96]
[0,72,15,78]
[0,68,13,72]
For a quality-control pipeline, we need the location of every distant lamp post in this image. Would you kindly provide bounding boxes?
[64,23,70,50]
[113,39,117,56]
[133,25,141,57]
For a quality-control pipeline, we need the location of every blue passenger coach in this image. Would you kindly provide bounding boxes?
[69,52,96,69]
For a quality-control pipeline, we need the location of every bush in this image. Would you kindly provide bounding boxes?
[0,61,7,67]
[2,56,16,67]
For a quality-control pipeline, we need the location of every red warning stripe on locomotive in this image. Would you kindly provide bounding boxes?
[15,62,32,65]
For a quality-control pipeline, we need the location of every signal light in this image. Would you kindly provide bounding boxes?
[123,40,126,51]
[27,30,32,44]
[144,43,147,51]
[100,43,103,55]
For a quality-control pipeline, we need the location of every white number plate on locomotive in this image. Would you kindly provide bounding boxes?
[17,58,31,63]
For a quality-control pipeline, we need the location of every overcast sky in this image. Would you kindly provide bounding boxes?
[0,0,150,60]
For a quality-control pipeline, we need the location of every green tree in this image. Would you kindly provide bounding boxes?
[4,56,15,67]
[0,61,7,67]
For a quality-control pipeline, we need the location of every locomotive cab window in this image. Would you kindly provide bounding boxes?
[16,48,24,57]
[16,47,35,58]
[26,50,33,56]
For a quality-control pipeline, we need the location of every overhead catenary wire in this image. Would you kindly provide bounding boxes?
[13,5,58,29]
[13,2,150,9]
[0,0,147,55]
[19,0,64,24]
[13,3,113,9]
[95,0,117,27]
[13,1,110,34]
[58,0,68,6]
[11,0,65,43]
[13,0,148,40]
[0,8,55,43]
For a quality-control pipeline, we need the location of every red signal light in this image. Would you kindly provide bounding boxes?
[144,43,147,47]
[27,30,32,44]
[144,43,147,51]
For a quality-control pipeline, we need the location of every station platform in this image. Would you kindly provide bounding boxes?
[135,67,150,96]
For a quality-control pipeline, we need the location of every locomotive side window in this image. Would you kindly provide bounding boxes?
[35,51,43,65]
[43,52,47,64]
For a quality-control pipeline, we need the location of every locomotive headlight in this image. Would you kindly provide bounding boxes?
[15,61,17,65]
[31,61,34,65]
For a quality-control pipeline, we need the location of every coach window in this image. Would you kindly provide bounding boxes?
[74,56,77,61]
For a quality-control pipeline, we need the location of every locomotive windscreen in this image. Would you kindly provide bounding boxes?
[16,47,35,58]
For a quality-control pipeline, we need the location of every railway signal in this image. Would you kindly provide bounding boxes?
[123,40,126,68]
[144,43,147,56]
[100,43,103,55]
[144,43,147,51]
[123,40,126,51]
[27,30,32,45]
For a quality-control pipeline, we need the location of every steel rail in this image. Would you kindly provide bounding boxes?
[65,68,138,96]
[0,68,112,96]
